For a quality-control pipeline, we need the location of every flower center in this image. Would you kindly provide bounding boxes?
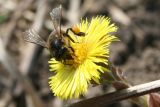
[72,43,88,66]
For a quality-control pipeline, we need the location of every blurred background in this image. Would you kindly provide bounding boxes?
[0,0,160,107]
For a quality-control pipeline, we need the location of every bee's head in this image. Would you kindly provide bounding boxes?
[49,39,72,61]
[50,39,63,50]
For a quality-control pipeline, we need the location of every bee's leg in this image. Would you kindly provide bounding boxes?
[66,28,71,35]
[66,28,85,36]
[63,31,75,43]
[65,28,79,43]
[76,32,85,36]
[68,46,74,53]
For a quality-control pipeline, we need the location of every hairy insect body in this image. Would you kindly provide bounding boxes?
[47,32,72,61]
[24,5,84,64]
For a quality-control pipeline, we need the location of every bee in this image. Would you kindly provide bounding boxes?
[24,5,85,63]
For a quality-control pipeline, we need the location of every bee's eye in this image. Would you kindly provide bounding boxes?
[51,39,63,50]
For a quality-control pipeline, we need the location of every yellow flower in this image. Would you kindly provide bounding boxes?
[48,16,118,99]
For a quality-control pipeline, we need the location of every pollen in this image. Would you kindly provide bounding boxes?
[72,43,88,66]
[72,25,80,34]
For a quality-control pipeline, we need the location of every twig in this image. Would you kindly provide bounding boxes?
[0,38,45,107]
[66,0,80,25]
[69,79,160,107]
[107,3,131,26]
[80,0,94,17]
[80,0,107,17]
[19,0,48,106]
[0,0,47,107]
[106,2,146,48]
[19,0,47,75]
[2,0,33,46]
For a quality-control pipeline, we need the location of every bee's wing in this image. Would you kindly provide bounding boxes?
[50,5,62,37]
[24,29,48,48]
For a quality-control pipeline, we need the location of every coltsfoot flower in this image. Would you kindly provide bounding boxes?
[49,16,118,99]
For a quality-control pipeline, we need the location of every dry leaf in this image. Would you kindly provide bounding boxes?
[149,93,160,107]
